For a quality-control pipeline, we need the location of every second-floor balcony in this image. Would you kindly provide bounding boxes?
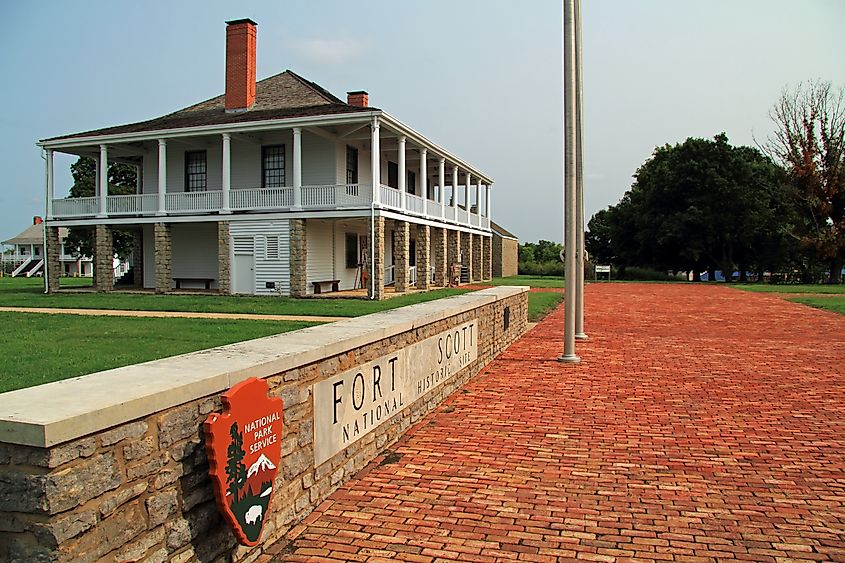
[50,183,492,230]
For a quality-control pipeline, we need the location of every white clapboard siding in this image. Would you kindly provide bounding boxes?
[171,223,219,288]
[306,220,335,293]
[230,220,291,295]
[302,131,336,186]
[143,224,155,288]
[334,222,369,290]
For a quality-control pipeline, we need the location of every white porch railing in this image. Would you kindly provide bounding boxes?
[108,193,158,216]
[50,182,491,233]
[53,197,99,217]
[406,194,425,215]
[380,185,402,209]
[302,184,370,207]
[231,187,292,210]
[409,265,417,286]
[456,207,469,224]
[166,190,223,214]
[384,265,395,285]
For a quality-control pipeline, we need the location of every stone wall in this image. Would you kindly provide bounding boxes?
[154,223,172,294]
[394,220,409,293]
[415,224,431,290]
[289,219,307,298]
[94,225,113,292]
[0,288,528,563]
[217,222,230,295]
[45,226,60,293]
[493,235,518,278]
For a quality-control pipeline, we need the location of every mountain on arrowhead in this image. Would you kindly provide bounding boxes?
[247,454,276,478]
[244,454,276,497]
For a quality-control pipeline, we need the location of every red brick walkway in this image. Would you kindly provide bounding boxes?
[273,284,845,562]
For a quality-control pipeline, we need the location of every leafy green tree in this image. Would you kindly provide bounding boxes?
[764,81,845,283]
[589,134,791,280]
[226,422,247,500]
[64,157,137,260]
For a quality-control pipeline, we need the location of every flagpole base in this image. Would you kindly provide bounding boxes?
[575,333,589,340]
[557,354,581,363]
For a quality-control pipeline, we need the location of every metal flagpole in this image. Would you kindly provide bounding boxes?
[574,0,588,340]
[560,0,580,363]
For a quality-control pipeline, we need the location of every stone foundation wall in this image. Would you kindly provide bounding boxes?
[289,219,307,298]
[217,222,230,295]
[0,288,528,563]
[45,226,60,293]
[154,223,172,294]
[94,225,113,292]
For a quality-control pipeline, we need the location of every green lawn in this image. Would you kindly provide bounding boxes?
[0,277,469,316]
[788,296,845,315]
[490,275,564,288]
[0,312,317,393]
[734,283,845,294]
[527,292,564,322]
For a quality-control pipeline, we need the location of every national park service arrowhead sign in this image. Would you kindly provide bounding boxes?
[204,377,283,546]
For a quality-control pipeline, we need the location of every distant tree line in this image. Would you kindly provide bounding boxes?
[586,81,844,284]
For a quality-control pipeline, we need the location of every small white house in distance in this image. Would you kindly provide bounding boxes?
[1,216,93,278]
[38,19,494,299]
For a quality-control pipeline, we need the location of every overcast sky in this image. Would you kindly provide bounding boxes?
[1,0,843,243]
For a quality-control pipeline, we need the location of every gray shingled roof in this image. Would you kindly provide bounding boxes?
[2,224,69,246]
[42,71,377,143]
[491,221,518,240]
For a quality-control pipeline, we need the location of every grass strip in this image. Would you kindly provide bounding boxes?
[527,292,564,322]
[788,296,845,315]
[0,312,318,393]
[0,278,469,317]
[734,283,845,294]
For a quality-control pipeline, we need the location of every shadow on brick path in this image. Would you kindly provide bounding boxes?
[270,283,845,562]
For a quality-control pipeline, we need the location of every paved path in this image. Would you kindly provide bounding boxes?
[0,306,344,323]
[271,283,845,562]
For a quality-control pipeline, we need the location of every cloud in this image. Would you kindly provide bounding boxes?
[291,38,370,66]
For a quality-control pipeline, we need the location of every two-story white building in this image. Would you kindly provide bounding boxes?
[39,19,494,299]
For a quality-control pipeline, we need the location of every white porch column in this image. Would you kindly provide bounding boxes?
[438,158,446,218]
[45,149,54,220]
[420,148,428,206]
[97,144,108,218]
[221,133,232,214]
[371,117,381,204]
[465,172,472,225]
[157,139,167,215]
[398,136,407,210]
[487,184,492,226]
[451,166,458,210]
[293,127,302,209]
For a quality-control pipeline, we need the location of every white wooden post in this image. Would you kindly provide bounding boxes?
[157,139,167,215]
[398,136,406,210]
[465,172,472,224]
[451,166,458,210]
[420,148,428,207]
[221,133,232,214]
[371,117,381,204]
[98,144,108,218]
[45,149,54,220]
[293,127,302,209]
[438,158,446,218]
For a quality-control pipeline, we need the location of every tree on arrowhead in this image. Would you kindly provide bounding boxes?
[226,422,247,500]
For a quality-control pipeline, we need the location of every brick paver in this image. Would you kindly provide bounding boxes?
[272,284,845,562]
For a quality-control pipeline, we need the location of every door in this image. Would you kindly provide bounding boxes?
[233,236,255,294]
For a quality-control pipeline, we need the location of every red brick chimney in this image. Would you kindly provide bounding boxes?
[33,216,43,225]
[347,91,369,107]
[225,19,257,112]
